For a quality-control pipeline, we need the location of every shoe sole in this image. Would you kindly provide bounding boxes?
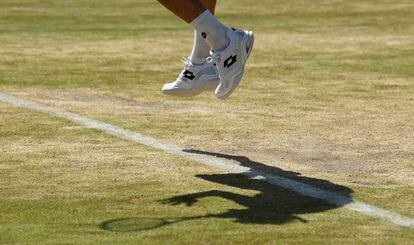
[162,79,219,97]
[216,30,254,100]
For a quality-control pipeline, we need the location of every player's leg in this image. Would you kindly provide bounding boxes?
[162,0,221,97]
[190,0,217,65]
[157,0,206,24]
[158,0,254,99]
[157,0,228,51]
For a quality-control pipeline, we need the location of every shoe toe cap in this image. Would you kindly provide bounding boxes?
[162,82,177,91]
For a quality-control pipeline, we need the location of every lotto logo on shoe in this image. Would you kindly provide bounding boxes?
[224,55,237,68]
[183,70,196,80]
[201,32,207,39]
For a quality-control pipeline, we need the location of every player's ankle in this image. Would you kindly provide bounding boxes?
[190,56,207,65]
[190,10,229,51]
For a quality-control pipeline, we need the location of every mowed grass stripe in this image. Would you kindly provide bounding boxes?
[1,91,413,229]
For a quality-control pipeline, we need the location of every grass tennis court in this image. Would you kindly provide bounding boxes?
[0,0,413,243]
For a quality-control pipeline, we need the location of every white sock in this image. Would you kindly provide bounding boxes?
[190,10,230,51]
[190,31,211,65]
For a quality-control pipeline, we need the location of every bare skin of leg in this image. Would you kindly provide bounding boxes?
[157,0,216,23]
[200,0,217,15]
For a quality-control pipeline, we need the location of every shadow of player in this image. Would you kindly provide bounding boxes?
[99,149,353,231]
[161,149,353,225]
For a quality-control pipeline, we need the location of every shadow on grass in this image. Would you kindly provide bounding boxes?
[100,149,353,232]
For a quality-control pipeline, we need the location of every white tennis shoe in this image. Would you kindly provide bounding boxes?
[162,58,219,97]
[209,28,254,99]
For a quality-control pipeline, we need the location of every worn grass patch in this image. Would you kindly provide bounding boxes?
[0,0,413,243]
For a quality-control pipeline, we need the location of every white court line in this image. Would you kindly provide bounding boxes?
[1,91,413,229]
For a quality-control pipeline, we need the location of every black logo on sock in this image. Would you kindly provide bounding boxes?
[201,32,207,39]
[224,55,237,68]
[183,70,195,80]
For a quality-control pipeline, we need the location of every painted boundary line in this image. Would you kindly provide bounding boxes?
[1,91,413,229]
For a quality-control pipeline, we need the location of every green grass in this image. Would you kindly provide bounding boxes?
[0,0,414,243]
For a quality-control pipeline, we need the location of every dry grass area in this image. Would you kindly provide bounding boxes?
[0,0,413,243]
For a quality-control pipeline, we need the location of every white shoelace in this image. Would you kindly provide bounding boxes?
[181,57,192,68]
